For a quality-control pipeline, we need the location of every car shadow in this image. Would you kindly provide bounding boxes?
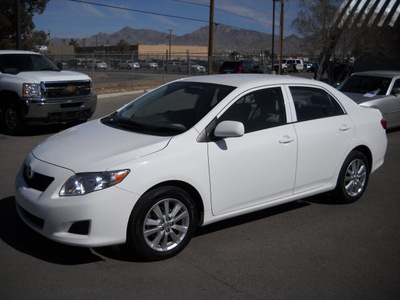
[0,196,104,265]
[195,200,310,236]
[2,195,333,264]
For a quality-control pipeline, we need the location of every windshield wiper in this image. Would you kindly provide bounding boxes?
[101,116,147,131]
[39,68,59,71]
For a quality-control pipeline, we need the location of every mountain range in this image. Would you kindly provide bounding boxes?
[51,25,309,55]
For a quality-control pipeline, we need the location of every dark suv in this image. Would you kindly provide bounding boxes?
[218,60,263,74]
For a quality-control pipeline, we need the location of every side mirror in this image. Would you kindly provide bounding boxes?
[214,121,244,138]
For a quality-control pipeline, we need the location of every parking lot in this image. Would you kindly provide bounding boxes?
[1,92,399,299]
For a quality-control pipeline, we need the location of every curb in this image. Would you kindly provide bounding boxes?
[98,90,147,99]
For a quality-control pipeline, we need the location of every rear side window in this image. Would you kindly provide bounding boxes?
[290,87,344,122]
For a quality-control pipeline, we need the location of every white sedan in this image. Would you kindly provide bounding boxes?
[337,70,400,129]
[15,74,387,261]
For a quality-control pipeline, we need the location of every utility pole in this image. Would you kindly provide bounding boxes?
[168,29,173,61]
[208,0,214,75]
[15,0,21,50]
[279,0,284,74]
[271,0,277,74]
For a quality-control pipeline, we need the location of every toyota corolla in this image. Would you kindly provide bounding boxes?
[15,74,387,260]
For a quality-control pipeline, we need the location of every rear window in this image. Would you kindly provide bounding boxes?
[338,75,391,95]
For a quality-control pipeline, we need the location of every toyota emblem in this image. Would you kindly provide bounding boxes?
[26,165,34,179]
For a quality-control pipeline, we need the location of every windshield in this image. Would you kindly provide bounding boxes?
[101,81,235,136]
[0,53,59,73]
[338,75,391,95]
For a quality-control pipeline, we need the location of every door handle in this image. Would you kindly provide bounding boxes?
[339,124,351,131]
[279,135,295,144]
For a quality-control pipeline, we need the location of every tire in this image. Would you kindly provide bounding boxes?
[127,186,197,261]
[1,101,25,135]
[334,151,370,203]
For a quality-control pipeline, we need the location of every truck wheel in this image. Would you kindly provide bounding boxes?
[1,102,25,135]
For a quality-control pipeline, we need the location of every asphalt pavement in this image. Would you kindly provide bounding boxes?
[0,92,399,299]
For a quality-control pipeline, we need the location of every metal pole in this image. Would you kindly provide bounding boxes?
[271,0,276,74]
[208,0,214,75]
[131,52,135,91]
[15,0,21,50]
[279,0,284,74]
[168,29,173,61]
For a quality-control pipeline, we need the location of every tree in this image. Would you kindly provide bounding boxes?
[69,38,79,51]
[292,0,340,56]
[23,30,48,50]
[116,39,130,53]
[0,0,49,50]
[292,0,399,83]
[229,51,241,60]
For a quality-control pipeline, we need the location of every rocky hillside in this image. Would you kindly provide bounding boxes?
[51,25,309,55]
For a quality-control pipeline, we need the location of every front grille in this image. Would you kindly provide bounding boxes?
[23,165,54,192]
[41,80,92,98]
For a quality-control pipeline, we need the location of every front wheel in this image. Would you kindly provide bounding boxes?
[1,102,25,135]
[127,186,197,261]
[334,151,370,203]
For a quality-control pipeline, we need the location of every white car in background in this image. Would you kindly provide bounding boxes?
[86,60,107,70]
[15,74,387,261]
[179,62,206,73]
[337,70,400,129]
[118,60,140,70]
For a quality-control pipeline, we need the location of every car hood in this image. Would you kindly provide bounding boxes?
[342,91,384,104]
[15,70,91,83]
[32,119,171,172]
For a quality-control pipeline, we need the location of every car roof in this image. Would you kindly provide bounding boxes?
[179,74,318,89]
[0,50,41,55]
[351,70,400,78]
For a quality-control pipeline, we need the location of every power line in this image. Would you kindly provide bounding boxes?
[174,0,271,27]
[69,0,209,24]
[172,0,209,8]
[69,0,295,34]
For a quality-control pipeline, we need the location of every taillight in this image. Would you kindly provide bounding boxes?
[381,119,387,130]
[238,66,242,73]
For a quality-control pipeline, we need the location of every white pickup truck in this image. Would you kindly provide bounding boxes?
[0,50,97,135]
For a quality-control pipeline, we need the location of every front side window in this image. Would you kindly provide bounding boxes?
[290,87,344,122]
[219,87,286,133]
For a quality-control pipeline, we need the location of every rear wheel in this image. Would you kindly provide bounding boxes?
[334,151,370,203]
[127,186,197,261]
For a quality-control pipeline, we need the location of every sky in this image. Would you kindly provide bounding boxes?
[32,0,302,40]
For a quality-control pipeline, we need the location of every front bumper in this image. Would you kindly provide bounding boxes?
[15,153,139,247]
[20,93,97,124]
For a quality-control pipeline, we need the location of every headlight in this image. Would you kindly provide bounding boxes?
[22,83,41,97]
[60,169,130,196]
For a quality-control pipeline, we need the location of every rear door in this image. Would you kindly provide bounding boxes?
[286,85,354,194]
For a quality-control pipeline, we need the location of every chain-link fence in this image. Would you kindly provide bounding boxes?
[44,51,313,94]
